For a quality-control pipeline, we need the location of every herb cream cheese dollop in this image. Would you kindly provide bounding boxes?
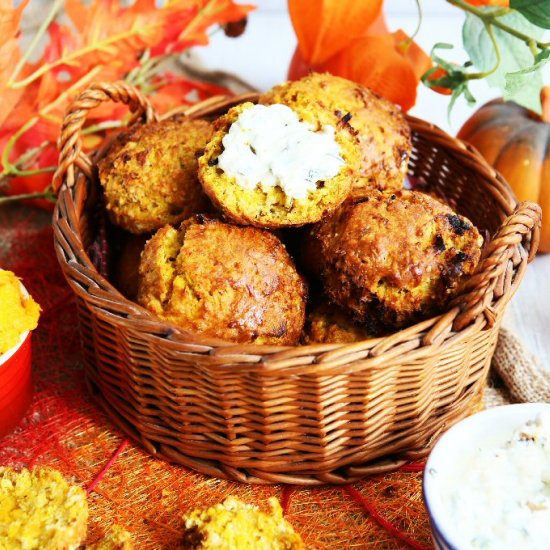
[441,413,550,549]
[217,103,344,200]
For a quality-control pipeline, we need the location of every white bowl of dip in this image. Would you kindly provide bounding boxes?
[423,403,550,550]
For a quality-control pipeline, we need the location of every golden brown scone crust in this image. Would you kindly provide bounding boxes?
[137,215,307,344]
[304,190,482,331]
[302,303,372,345]
[260,73,411,199]
[198,101,360,228]
[98,116,213,234]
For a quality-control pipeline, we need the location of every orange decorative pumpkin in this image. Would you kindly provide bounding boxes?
[458,89,550,251]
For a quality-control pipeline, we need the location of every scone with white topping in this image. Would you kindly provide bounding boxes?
[260,73,411,200]
[198,101,360,228]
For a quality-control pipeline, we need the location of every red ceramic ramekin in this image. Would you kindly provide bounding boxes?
[0,287,34,439]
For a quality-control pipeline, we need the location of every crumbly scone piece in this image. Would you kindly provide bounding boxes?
[98,116,213,234]
[180,497,304,549]
[137,215,307,345]
[260,72,411,199]
[198,101,360,228]
[87,525,133,549]
[304,190,483,332]
[302,303,372,344]
[0,467,88,550]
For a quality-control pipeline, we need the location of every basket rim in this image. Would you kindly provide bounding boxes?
[51,86,540,364]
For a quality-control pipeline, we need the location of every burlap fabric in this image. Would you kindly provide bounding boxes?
[491,328,550,404]
[0,203,546,549]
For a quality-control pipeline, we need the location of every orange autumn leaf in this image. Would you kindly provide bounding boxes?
[63,0,169,72]
[393,30,432,82]
[367,10,389,35]
[288,0,383,66]
[174,0,255,49]
[318,33,427,111]
[287,0,431,111]
[51,0,254,78]
[0,0,28,126]
[0,0,254,154]
[425,66,453,95]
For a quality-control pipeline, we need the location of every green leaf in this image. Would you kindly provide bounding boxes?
[422,43,474,97]
[511,0,550,29]
[429,43,457,71]
[506,48,550,77]
[504,49,550,112]
[463,10,545,111]
[447,82,476,122]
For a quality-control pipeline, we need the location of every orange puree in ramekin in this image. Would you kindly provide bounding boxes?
[0,269,41,439]
[0,270,40,354]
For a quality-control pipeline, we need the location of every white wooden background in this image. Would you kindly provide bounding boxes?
[191,0,550,371]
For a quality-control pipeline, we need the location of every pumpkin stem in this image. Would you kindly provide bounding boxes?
[542,87,550,124]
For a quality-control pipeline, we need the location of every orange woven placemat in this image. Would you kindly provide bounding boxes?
[0,204,432,549]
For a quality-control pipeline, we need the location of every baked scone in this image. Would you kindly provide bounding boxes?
[304,190,483,331]
[302,303,372,344]
[137,215,307,344]
[181,497,304,549]
[260,73,411,199]
[87,525,133,549]
[198,100,360,228]
[0,466,88,549]
[98,116,213,234]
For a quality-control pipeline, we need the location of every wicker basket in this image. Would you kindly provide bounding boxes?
[52,82,541,485]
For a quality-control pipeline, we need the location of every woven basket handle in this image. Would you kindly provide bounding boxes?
[452,201,541,331]
[52,81,159,193]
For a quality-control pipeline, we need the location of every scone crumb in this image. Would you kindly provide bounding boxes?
[181,496,304,549]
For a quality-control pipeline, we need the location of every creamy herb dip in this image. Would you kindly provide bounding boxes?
[440,413,550,549]
[217,103,344,200]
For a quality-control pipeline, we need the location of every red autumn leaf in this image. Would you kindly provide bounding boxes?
[288,0,383,66]
[42,21,79,76]
[6,144,58,208]
[148,71,231,114]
